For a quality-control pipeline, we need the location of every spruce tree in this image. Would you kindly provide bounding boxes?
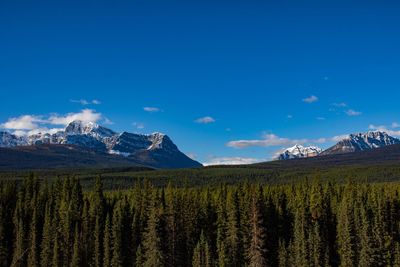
[142,192,166,267]
[192,231,212,267]
[248,186,268,267]
[71,224,81,267]
[103,213,112,267]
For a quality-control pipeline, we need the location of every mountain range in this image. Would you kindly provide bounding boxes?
[277,131,400,160]
[0,120,202,169]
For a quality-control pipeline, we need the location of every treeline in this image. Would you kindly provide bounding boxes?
[2,177,400,266]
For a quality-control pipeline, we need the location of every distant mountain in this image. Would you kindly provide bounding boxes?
[277,144,322,160]
[0,120,202,169]
[321,131,400,155]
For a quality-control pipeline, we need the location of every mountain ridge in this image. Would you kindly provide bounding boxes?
[0,120,202,169]
[277,131,400,160]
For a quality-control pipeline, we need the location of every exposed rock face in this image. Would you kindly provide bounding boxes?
[277,144,322,160]
[321,131,400,155]
[0,120,202,169]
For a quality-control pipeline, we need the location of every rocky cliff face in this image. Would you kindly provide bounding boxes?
[0,120,202,169]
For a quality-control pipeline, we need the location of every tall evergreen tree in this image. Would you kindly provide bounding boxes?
[71,224,81,267]
[248,186,268,267]
[142,192,166,267]
[192,231,212,267]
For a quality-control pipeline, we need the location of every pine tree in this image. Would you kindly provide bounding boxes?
[111,204,124,267]
[52,232,61,267]
[216,186,229,267]
[40,204,53,267]
[27,208,39,267]
[93,215,103,267]
[337,186,357,267]
[226,190,242,266]
[192,231,212,267]
[103,213,112,267]
[71,224,81,267]
[248,186,268,267]
[142,192,166,267]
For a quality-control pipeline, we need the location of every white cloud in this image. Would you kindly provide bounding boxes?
[227,133,327,149]
[12,127,64,136]
[48,109,102,125]
[195,116,215,124]
[70,99,89,105]
[392,122,400,129]
[203,157,263,166]
[1,109,103,136]
[302,95,318,103]
[133,122,145,129]
[143,107,160,113]
[316,117,326,120]
[103,117,114,125]
[287,115,293,119]
[346,109,362,116]
[331,134,349,142]
[369,124,400,137]
[70,99,101,105]
[0,115,45,130]
[332,102,347,108]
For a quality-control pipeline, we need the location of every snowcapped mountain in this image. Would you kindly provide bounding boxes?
[0,120,202,169]
[277,144,322,160]
[321,131,400,155]
[0,131,28,147]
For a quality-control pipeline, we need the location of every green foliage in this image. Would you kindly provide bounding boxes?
[2,176,400,266]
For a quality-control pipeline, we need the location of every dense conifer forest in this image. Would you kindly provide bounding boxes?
[2,175,400,266]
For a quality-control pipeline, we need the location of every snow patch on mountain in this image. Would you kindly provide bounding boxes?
[321,131,400,155]
[277,144,322,160]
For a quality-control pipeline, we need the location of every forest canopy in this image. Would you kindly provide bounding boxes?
[1,176,400,266]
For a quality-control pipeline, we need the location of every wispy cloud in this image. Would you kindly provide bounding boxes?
[331,134,349,142]
[48,109,102,125]
[316,117,326,121]
[70,99,101,105]
[346,109,362,116]
[195,116,215,124]
[392,122,400,129]
[133,122,145,129]
[287,115,293,119]
[302,95,318,103]
[0,115,45,130]
[369,124,400,137]
[103,117,114,125]
[143,107,161,113]
[227,133,327,149]
[332,102,347,108]
[1,109,102,136]
[203,157,263,166]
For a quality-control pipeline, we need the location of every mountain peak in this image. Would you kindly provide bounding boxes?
[0,121,201,168]
[277,144,322,160]
[322,131,400,155]
[65,120,99,134]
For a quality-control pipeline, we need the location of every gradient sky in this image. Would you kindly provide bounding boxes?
[1,0,400,164]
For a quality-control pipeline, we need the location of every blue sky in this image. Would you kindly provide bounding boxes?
[1,0,400,164]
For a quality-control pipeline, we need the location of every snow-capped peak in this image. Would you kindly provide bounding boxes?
[65,120,100,135]
[277,144,322,160]
[321,131,400,155]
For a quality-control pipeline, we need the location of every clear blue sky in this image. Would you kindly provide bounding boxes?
[1,0,400,164]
